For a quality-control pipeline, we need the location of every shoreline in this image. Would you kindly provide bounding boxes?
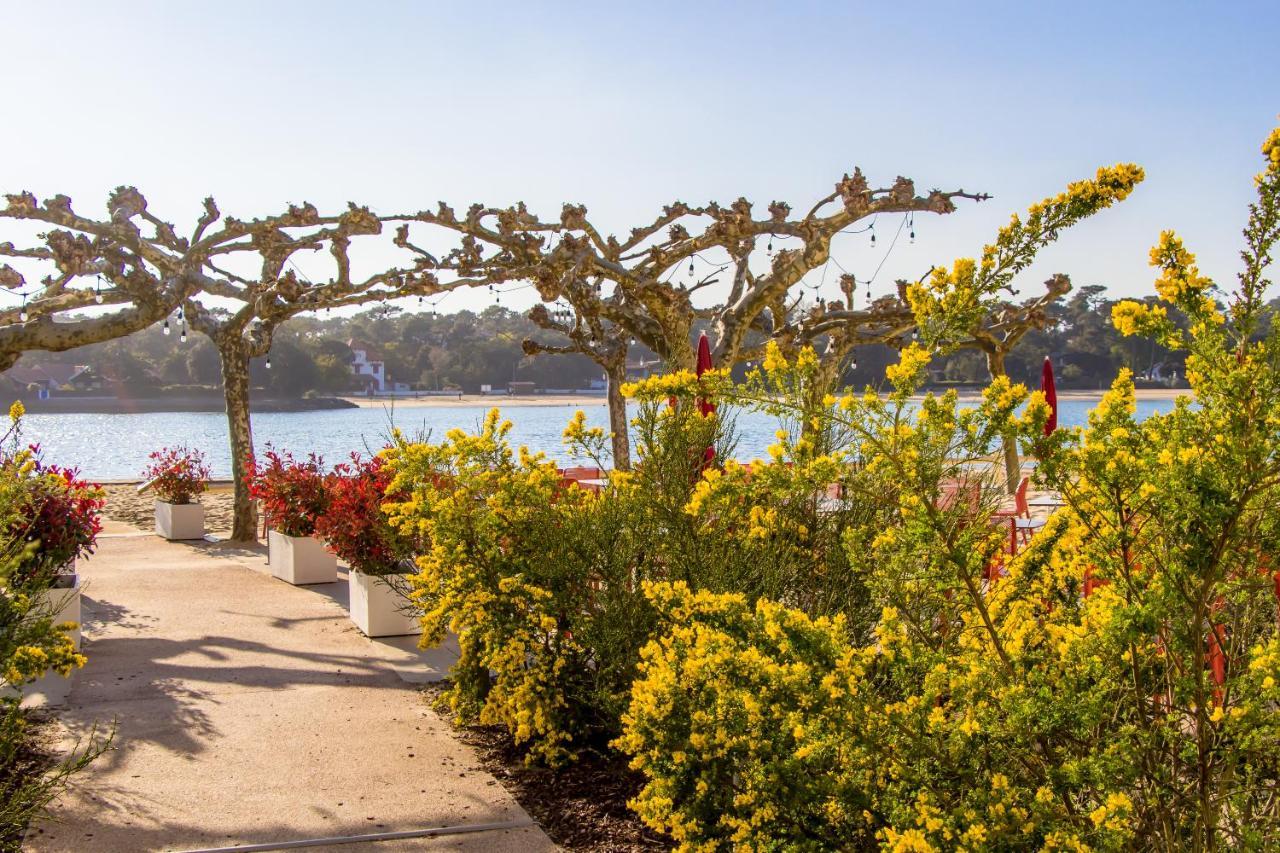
[14,388,1192,416]
[339,388,1190,409]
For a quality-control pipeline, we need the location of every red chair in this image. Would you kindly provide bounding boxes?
[992,476,1045,554]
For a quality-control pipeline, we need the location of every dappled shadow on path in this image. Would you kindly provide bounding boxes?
[63,631,410,768]
[28,792,533,852]
[81,595,158,634]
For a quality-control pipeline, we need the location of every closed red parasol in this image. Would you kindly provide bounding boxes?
[1041,356,1058,435]
[696,333,715,466]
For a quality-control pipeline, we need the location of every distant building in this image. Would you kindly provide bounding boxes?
[507,381,537,396]
[347,339,388,392]
[625,358,664,380]
[3,363,96,397]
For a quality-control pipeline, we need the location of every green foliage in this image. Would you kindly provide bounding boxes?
[617,123,1280,852]
[0,405,109,848]
[385,411,656,764]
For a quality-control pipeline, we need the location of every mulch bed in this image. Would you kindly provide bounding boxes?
[422,683,671,852]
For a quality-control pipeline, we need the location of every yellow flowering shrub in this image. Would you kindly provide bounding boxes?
[617,581,881,851]
[619,123,1280,851]
[0,404,109,837]
[907,164,1144,344]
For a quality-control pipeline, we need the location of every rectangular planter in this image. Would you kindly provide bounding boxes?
[155,500,205,540]
[268,530,337,585]
[36,572,82,651]
[17,572,83,707]
[348,571,419,637]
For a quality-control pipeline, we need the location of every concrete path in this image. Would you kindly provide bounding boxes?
[26,524,556,852]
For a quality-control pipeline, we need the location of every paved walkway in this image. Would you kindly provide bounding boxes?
[26,523,555,852]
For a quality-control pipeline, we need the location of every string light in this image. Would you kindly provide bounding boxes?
[179,326,187,343]
[265,355,272,370]
[909,213,915,244]
[95,276,104,304]
[162,319,171,335]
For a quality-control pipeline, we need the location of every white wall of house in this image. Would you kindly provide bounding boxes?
[350,348,386,391]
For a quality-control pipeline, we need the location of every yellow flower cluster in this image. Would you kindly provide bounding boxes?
[1110,300,1167,337]
[1149,230,1213,304]
[885,342,933,391]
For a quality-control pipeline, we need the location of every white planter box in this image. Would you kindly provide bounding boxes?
[18,573,82,707]
[36,574,82,651]
[348,571,419,637]
[155,500,205,540]
[269,530,337,585]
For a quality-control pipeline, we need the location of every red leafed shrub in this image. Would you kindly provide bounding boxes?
[246,448,329,538]
[10,450,105,578]
[142,446,210,505]
[314,453,410,576]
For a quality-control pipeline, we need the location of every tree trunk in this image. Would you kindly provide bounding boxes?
[985,350,1021,494]
[219,338,259,541]
[605,359,631,471]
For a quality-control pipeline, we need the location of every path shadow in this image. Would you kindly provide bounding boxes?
[28,789,532,852]
[82,595,158,634]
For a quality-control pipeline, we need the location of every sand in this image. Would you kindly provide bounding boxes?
[101,484,237,537]
[339,394,610,409]
[340,388,1189,409]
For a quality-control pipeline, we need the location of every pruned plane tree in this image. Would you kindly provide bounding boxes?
[0,188,211,370]
[384,171,990,464]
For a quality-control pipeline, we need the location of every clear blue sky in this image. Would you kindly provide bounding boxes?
[2,1,1275,315]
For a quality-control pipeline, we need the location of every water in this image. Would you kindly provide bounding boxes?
[19,397,1181,481]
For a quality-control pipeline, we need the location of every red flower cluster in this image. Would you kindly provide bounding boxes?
[142,446,211,505]
[313,453,408,576]
[10,451,105,580]
[246,448,329,538]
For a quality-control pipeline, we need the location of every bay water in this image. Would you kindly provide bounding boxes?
[21,397,1180,481]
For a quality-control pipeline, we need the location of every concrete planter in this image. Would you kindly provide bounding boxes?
[18,569,82,707]
[268,530,337,585]
[155,500,205,540]
[348,571,418,637]
[37,570,82,651]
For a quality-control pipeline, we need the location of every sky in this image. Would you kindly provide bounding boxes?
[1,0,1276,317]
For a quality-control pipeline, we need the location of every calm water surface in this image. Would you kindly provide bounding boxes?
[22,398,1180,480]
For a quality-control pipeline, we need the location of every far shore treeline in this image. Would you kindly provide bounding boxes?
[2,285,1217,402]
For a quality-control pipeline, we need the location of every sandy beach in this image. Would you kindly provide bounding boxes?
[102,483,236,537]
[339,394,612,408]
[340,388,1190,409]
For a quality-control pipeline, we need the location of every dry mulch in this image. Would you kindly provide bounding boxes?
[422,684,671,852]
[100,484,236,535]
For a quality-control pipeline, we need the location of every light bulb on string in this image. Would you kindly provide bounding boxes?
[687,259,695,278]
[909,214,915,244]
[18,295,27,323]
[179,325,187,343]
[869,225,876,246]
[95,277,104,304]
[163,319,171,336]
[265,355,272,370]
